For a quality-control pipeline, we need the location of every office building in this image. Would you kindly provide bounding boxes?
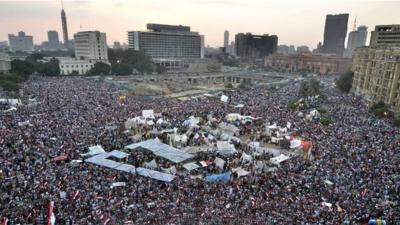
[8,31,34,53]
[0,53,11,75]
[352,46,400,112]
[48,30,60,50]
[128,24,204,60]
[61,4,69,48]
[289,45,296,54]
[345,25,368,57]
[224,30,229,50]
[0,41,9,52]
[265,53,351,75]
[370,25,400,46]
[235,33,278,60]
[322,13,349,56]
[59,31,108,75]
[74,31,108,61]
[228,41,235,56]
[113,41,122,49]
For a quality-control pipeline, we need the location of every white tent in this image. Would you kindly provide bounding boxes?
[217,141,237,155]
[214,157,226,169]
[232,167,250,177]
[183,116,201,127]
[240,152,253,164]
[234,104,245,108]
[220,95,229,102]
[144,159,158,169]
[270,154,290,165]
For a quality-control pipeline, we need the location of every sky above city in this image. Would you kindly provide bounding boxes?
[1,0,400,49]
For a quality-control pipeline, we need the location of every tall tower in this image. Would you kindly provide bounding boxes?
[322,13,349,57]
[224,30,229,50]
[61,0,69,48]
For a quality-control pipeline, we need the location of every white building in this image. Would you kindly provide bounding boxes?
[8,31,34,53]
[74,31,108,61]
[345,25,368,58]
[59,58,95,75]
[0,53,11,75]
[59,31,109,75]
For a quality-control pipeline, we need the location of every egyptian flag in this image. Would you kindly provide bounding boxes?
[48,201,56,225]
[2,218,8,225]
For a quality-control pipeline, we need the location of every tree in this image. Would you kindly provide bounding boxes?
[111,63,132,75]
[108,49,154,74]
[225,83,233,89]
[299,79,322,97]
[87,62,110,75]
[11,59,34,75]
[336,71,354,93]
[36,58,60,76]
[0,79,20,92]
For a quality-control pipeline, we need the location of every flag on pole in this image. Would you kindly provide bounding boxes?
[47,201,56,225]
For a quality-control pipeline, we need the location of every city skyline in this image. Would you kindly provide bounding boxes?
[1,0,400,48]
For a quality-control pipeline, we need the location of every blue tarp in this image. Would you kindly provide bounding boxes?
[205,172,231,183]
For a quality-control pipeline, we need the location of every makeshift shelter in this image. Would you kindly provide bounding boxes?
[183,162,201,171]
[136,167,175,182]
[125,139,194,163]
[216,141,237,155]
[270,154,290,165]
[220,95,229,102]
[206,172,231,183]
[81,145,106,157]
[232,167,250,177]
[214,157,226,169]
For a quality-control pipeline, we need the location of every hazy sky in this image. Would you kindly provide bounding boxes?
[1,0,400,48]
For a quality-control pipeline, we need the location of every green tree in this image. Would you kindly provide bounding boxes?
[111,63,132,75]
[299,79,322,97]
[36,58,60,76]
[0,79,20,92]
[87,62,110,75]
[11,59,34,75]
[336,71,354,93]
[108,49,154,74]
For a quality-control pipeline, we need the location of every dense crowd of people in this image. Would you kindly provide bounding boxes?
[0,75,399,224]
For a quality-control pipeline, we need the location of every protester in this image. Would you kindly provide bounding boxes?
[0,76,398,224]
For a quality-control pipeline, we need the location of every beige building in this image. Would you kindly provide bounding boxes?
[370,25,400,47]
[0,53,11,75]
[351,46,400,112]
[265,53,351,75]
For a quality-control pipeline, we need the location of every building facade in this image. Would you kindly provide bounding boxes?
[74,31,108,61]
[346,25,368,57]
[59,31,109,75]
[370,25,400,47]
[59,59,95,75]
[48,30,60,50]
[265,53,351,75]
[0,53,11,75]
[235,33,278,60]
[322,14,349,56]
[128,24,204,60]
[351,46,400,112]
[8,31,34,52]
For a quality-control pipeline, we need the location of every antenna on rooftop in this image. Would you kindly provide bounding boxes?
[61,0,64,10]
[353,17,357,31]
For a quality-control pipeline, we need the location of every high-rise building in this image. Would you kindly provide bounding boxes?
[128,23,204,60]
[47,30,60,50]
[235,33,278,60]
[345,25,368,57]
[74,31,108,61]
[352,46,400,112]
[61,2,69,48]
[8,31,34,52]
[113,41,122,49]
[289,45,296,54]
[370,25,400,46]
[224,30,229,50]
[277,45,289,55]
[322,13,349,56]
